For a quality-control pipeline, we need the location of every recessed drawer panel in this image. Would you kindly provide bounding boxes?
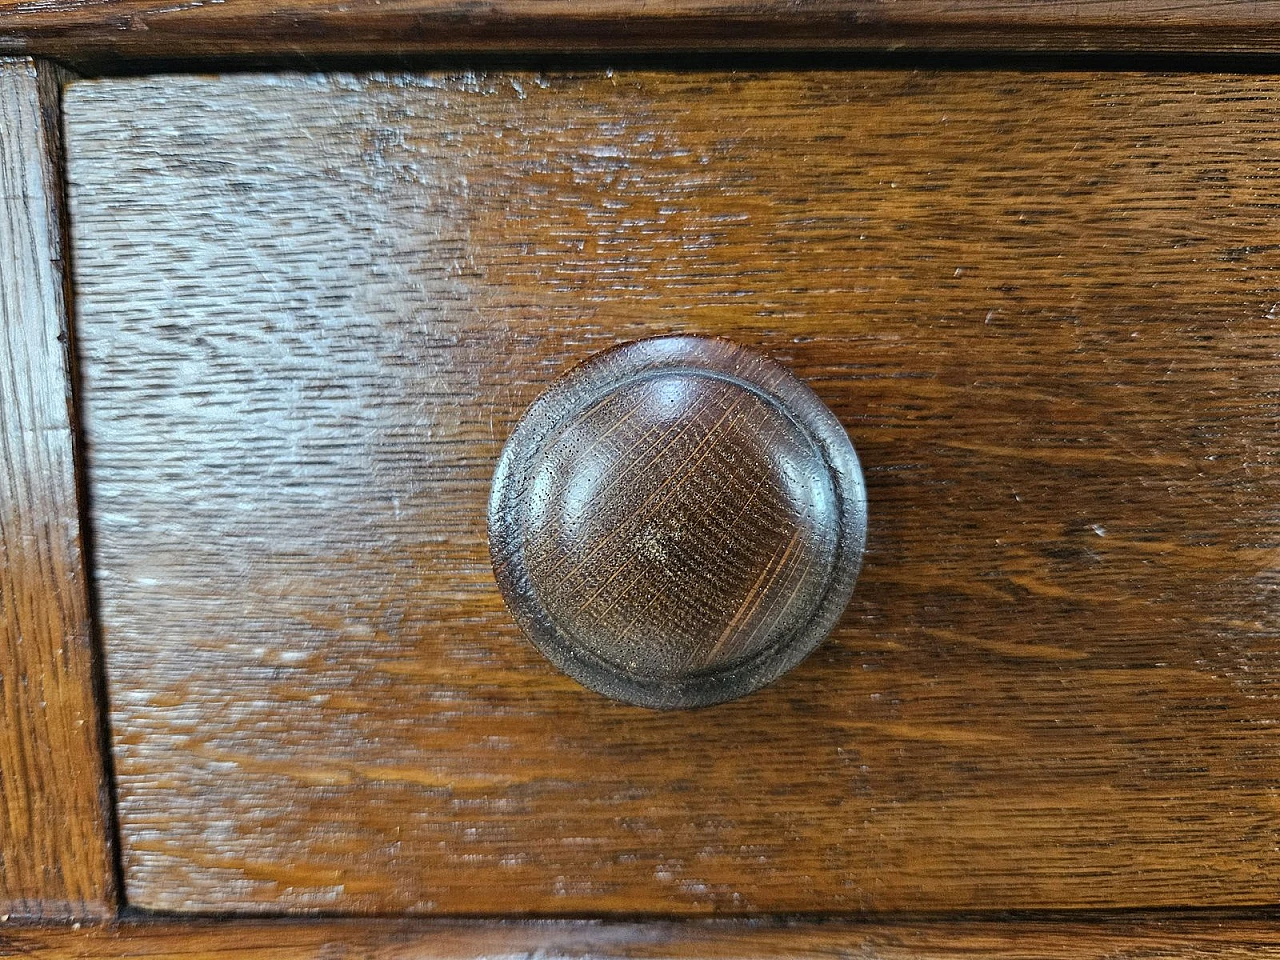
[66,71,1280,915]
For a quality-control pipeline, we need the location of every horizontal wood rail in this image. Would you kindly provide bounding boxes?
[7,1,1280,64]
[10,916,1280,959]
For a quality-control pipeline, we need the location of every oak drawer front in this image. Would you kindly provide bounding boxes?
[66,71,1280,916]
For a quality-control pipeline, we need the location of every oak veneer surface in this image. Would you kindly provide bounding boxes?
[66,71,1280,915]
[0,57,114,921]
[12,918,1280,960]
[10,1,1280,60]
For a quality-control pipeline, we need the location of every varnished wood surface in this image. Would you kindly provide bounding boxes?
[10,1,1280,62]
[65,71,1280,915]
[489,335,866,708]
[14,917,1280,959]
[0,58,114,921]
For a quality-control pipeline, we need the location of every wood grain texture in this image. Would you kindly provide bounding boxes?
[0,57,115,920]
[489,335,867,709]
[65,71,1280,915]
[14,917,1280,959]
[10,0,1280,61]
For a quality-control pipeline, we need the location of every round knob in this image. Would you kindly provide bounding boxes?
[489,335,866,709]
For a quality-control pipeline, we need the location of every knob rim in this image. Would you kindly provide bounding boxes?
[488,335,867,709]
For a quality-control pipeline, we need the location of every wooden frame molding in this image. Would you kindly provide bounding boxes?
[0,56,115,920]
[9,917,1280,959]
[7,1,1280,63]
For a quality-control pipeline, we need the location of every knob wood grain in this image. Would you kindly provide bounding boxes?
[488,335,867,708]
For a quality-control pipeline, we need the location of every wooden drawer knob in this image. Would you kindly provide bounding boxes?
[489,335,867,709]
